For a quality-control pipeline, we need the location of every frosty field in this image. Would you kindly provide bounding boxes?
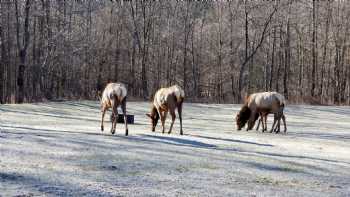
[1,101,350,196]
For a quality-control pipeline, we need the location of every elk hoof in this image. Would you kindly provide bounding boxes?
[111,130,115,135]
[125,129,129,136]
[180,131,183,135]
[101,125,104,131]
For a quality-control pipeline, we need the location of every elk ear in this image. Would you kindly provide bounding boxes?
[146,113,152,118]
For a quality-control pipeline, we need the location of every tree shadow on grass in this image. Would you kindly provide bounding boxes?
[1,125,216,150]
[3,125,350,167]
[3,124,216,148]
[63,102,99,111]
[0,171,112,197]
[248,120,350,141]
[188,134,274,147]
[287,128,350,141]
[217,147,350,166]
[0,108,99,122]
[239,160,306,174]
[255,151,350,165]
[304,106,350,116]
[138,134,217,148]
[187,116,233,124]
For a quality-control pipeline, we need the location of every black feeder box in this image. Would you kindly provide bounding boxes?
[110,114,134,124]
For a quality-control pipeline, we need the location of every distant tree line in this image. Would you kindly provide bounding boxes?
[1,0,350,105]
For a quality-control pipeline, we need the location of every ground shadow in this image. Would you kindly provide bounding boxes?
[187,116,233,124]
[0,171,109,196]
[287,128,350,141]
[188,134,274,147]
[139,134,217,148]
[0,108,99,122]
[1,125,216,150]
[2,124,350,168]
[217,147,350,166]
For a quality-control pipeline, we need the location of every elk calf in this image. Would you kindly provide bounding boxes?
[146,85,185,135]
[100,83,128,135]
[256,110,287,133]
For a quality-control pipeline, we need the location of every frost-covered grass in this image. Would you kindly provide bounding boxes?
[1,101,350,196]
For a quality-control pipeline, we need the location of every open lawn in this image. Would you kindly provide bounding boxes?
[1,101,350,196]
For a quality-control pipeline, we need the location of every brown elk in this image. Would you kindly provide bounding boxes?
[146,85,185,135]
[236,92,286,133]
[100,83,128,135]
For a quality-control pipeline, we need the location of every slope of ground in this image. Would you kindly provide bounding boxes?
[1,101,350,196]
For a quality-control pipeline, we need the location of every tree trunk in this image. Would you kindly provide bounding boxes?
[311,0,317,97]
[269,25,276,91]
[283,1,291,99]
[15,0,31,103]
[0,24,4,104]
[319,2,331,101]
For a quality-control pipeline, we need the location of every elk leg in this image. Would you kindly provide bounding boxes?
[101,107,106,132]
[178,103,183,135]
[282,114,287,133]
[168,110,176,134]
[110,100,115,134]
[113,108,118,134]
[264,114,268,132]
[261,114,266,132]
[273,114,278,133]
[274,113,281,133]
[111,102,118,135]
[275,117,281,133]
[161,111,167,134]
[256,116,261,131]
[122,98,128,136]
[278,116,281,133]
[270,115,278,133]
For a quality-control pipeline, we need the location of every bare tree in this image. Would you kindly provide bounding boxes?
[0,0,349,105]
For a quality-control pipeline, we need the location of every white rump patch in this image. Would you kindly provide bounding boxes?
[168,85,185,102]
[101,83,127,106]
[153,85,185,109]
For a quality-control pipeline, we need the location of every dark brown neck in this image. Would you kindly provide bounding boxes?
[151,105,159,120]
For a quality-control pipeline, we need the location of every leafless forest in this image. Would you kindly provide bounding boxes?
[0,0,349,104]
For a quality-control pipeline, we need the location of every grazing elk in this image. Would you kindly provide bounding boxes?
[100,83,128,135]
[235,92,286,133]
[146,85,185,135]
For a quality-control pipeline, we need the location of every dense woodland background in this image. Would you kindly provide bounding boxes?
[0,0,350,105]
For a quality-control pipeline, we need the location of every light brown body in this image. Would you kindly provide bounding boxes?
[147,85,185,135]
[100,83,128,135]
